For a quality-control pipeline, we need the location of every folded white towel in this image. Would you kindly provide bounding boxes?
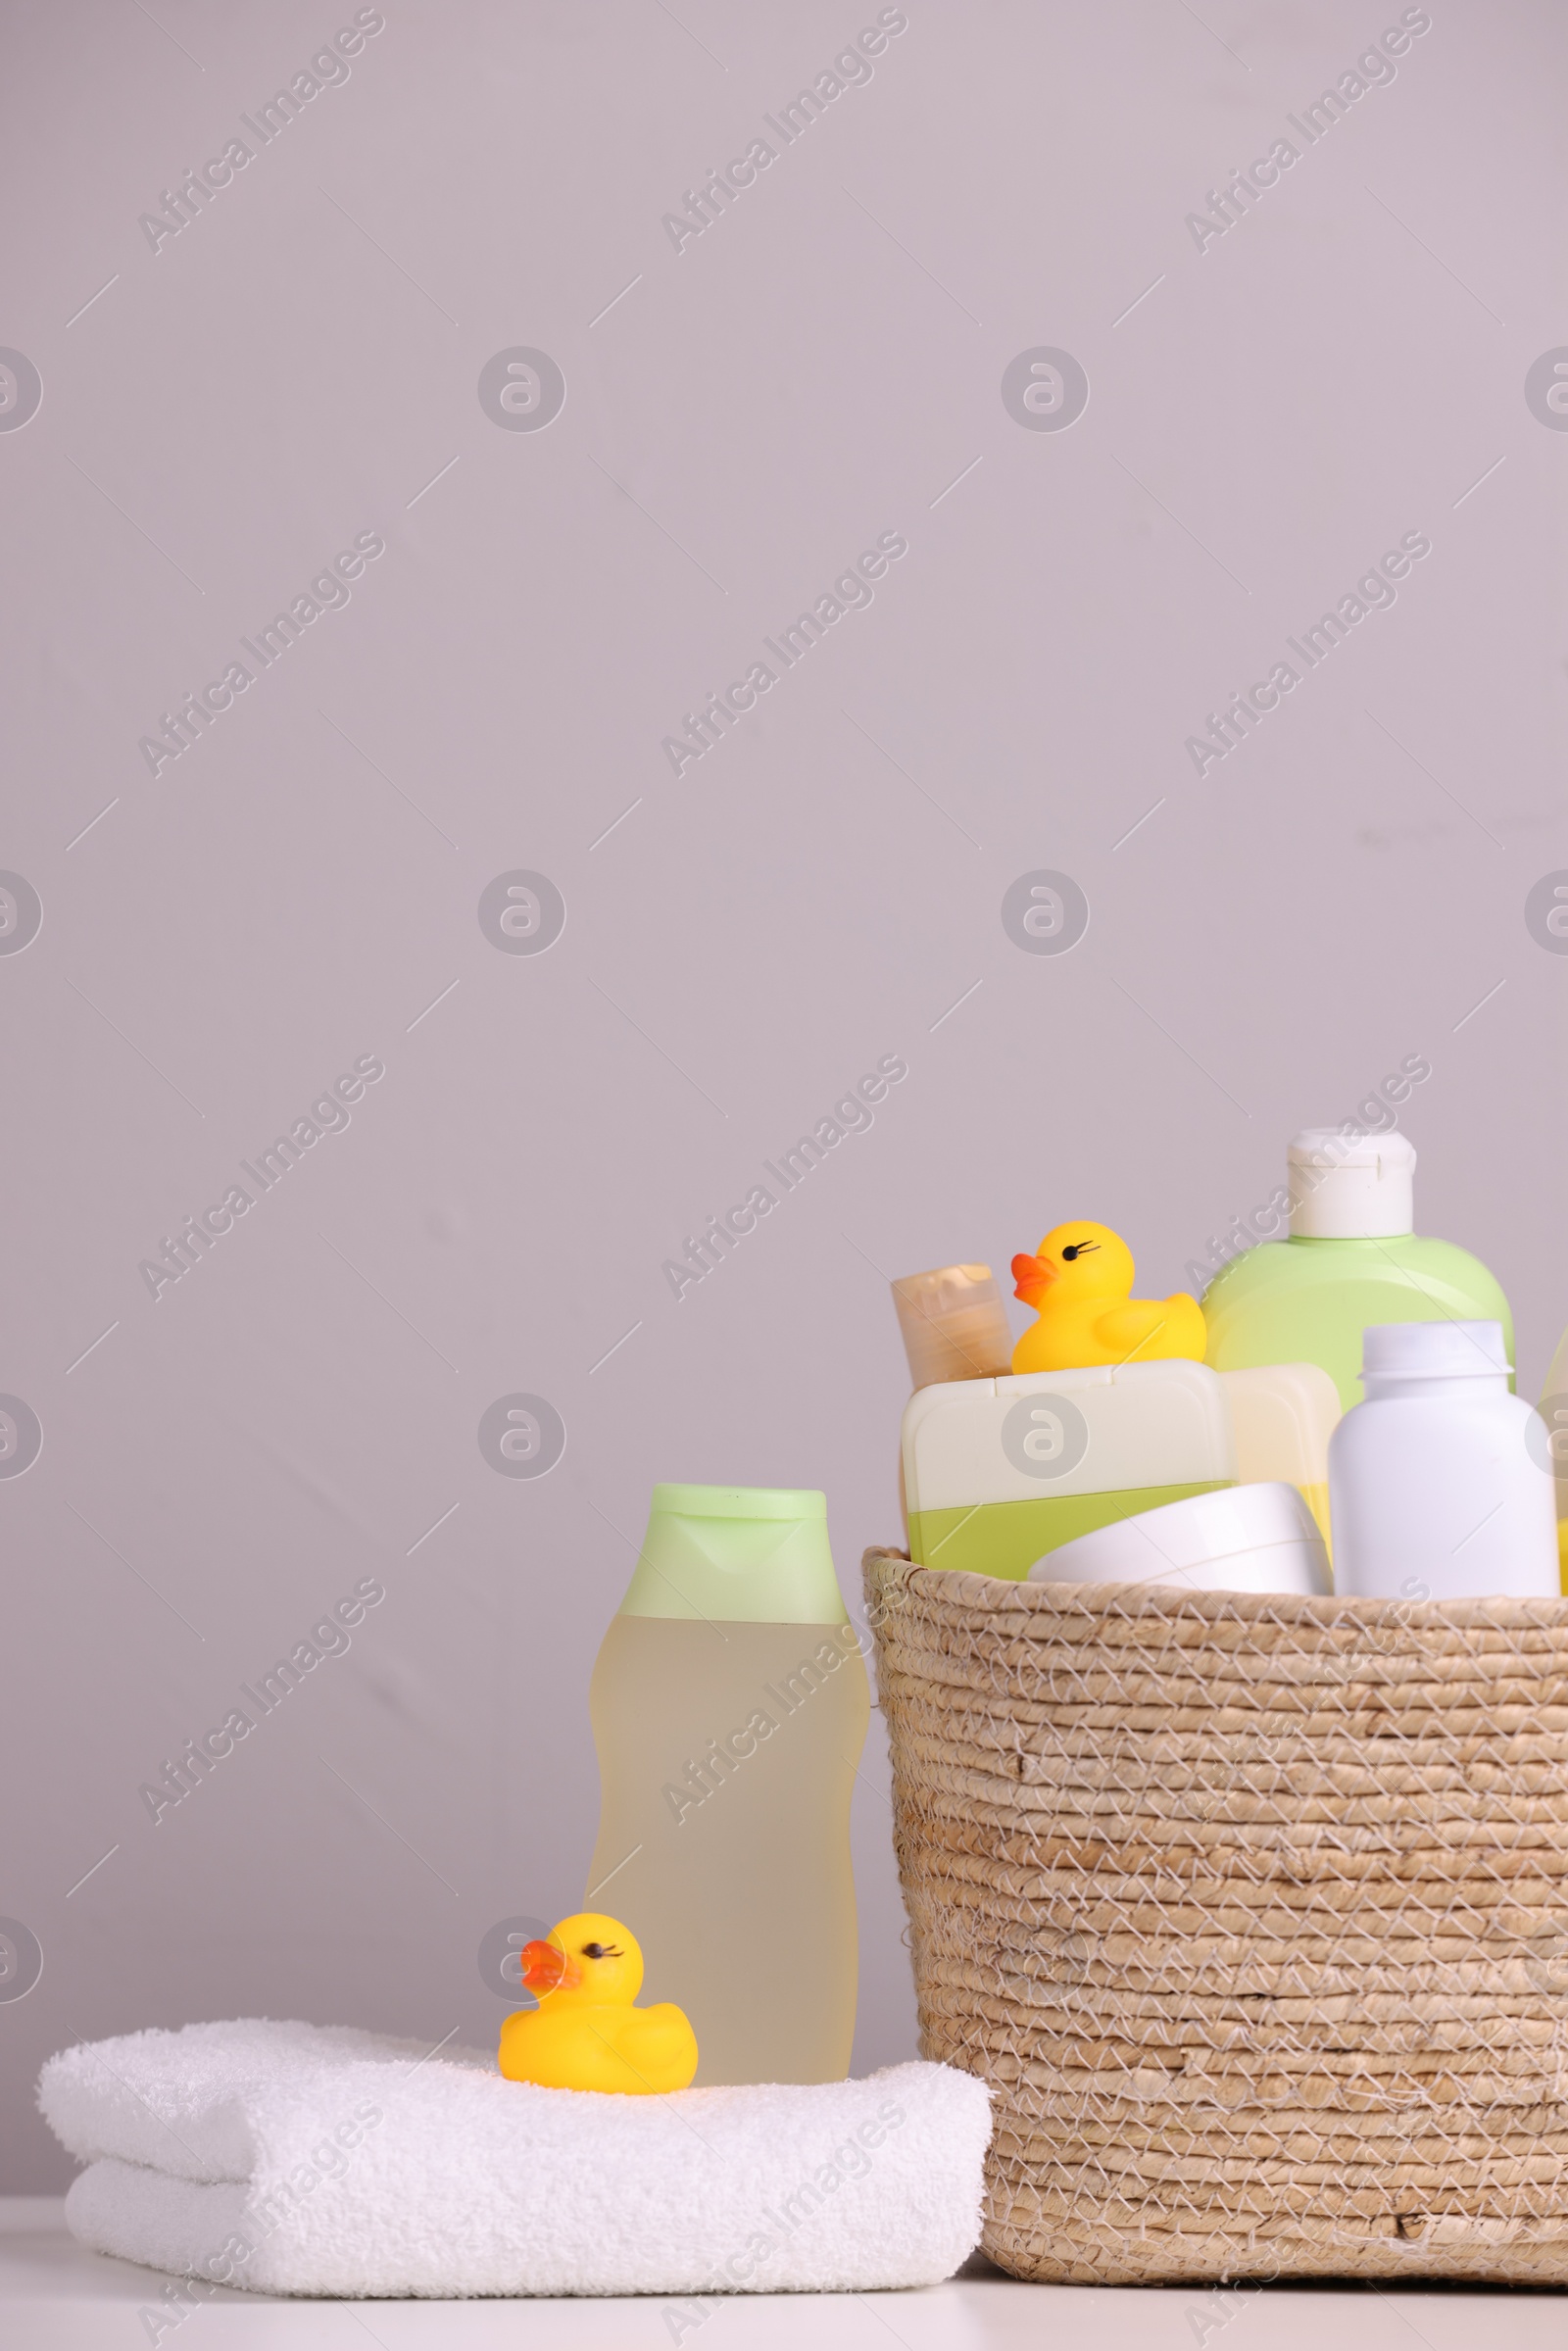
[39,2020,990,2301]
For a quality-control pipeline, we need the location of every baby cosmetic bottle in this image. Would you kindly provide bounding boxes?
[586,1485,869,2085]
[1330,1322,1558,1601]
[1202,1131,1513,1412]
[1538,1324,1568,1594]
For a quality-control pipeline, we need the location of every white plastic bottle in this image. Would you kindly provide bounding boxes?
[1538,1323,1568,1593]
[1330,1322,1558,1601]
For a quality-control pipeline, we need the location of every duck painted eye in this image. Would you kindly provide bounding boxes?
[581,1941,623,1960]
[1060,1242,1099,1261]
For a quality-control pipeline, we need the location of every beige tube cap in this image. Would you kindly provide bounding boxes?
[892,1264,1013,1391]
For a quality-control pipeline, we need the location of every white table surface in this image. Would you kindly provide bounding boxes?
[4,2198,1563,2348]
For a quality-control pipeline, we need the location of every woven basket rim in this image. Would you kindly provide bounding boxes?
[863,1546,1568,1631]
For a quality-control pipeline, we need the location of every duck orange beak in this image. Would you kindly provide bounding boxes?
[1011,1251,1055,1307]
[518,1940,581,1994]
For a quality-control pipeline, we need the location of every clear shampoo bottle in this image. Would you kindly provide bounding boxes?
[586,1484,869,2086]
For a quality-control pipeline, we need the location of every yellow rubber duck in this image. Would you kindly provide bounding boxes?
[1010,1220,1206,1374]
[498,1912,698,2095]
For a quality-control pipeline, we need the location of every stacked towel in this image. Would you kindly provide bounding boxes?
[38,2020,991,2300]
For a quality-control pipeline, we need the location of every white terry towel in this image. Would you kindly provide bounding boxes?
[38,2020,991,2300]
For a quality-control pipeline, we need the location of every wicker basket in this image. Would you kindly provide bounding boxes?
[863,1547,1568,2285]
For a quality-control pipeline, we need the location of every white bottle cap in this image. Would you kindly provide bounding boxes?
[1287,1128,1415,1239]
[1360,1319,1509,1382]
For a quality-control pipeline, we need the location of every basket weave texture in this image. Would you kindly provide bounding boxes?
[863,1547,1568,2285]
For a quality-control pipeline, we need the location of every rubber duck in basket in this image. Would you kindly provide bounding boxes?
[1009,1219,1206,1374]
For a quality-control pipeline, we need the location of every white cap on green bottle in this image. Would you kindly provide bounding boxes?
[1288,1128,1415,1239]
[616,1483,848,1624]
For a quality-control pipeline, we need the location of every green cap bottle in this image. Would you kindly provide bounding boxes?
[588,1482,867,2084]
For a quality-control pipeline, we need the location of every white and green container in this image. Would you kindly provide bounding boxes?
[901,1360,1238,1581]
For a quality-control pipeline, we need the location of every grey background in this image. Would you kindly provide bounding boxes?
[3,0,1565,2187]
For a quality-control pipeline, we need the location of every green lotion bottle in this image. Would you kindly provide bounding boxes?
[1201,1130,1513,1412]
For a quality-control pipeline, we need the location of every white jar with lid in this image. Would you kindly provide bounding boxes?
[1330,1321,1558,1600]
